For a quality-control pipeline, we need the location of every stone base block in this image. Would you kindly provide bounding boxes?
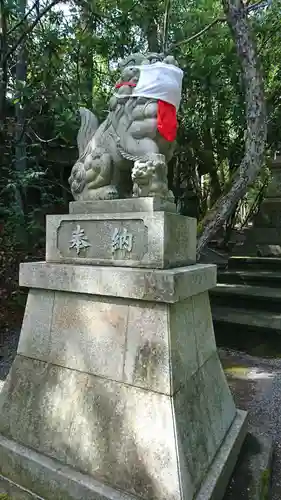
[0,434,137,500]
[232,227,281,257]
[46,211,196,268]
[0,278,246,499]
[232,197,281,256]
[0,410,247,500]
[17,281,218,394]
[253,199,281,228]
[246,227,281,245]
[19,261,217,303]
[0,352,240,499]
[0,258,246,499]
[69,197,177,215]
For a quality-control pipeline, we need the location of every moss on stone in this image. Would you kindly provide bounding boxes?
[260,468,270,499]
[224,365,251,378]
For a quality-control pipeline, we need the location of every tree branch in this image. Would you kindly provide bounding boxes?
[7,0,38,36]
[163,0,171,53]
[3,0,63,65]
[169,0,270,52]
[28,127,60,143]
[169,16,226,51]
[246,0,270,12]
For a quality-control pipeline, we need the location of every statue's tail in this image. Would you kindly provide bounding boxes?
[77,107,99,157]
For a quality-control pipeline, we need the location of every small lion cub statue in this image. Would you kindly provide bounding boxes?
[132,153,174,202]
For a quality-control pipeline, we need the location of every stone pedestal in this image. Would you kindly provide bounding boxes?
[233,155,281,256]
[0,198,247,499]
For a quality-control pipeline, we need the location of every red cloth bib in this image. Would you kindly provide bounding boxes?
[115,82,136,89]
[157,100,178,142]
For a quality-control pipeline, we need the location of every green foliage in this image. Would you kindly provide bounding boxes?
[0,0,277,251]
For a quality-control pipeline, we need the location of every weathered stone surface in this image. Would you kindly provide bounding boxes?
[0,354,246,500]
[0,200,246,500]
[47,293,129,382]
[0,409,247,500]
[0,435,138,500]
[201,353,236,450]
[46,212,196,268]
[17,289,217,395]
[69,197,177,215]
[254,199,281,227]
[231,156,281,257]
[17,289,54,360]
[174,352,236,496]
[68,54,182,202]
[0,356,181,499]
[192,292,217,367]
[0,474,41,500]
[196,409,248,500]
[169,297,198,389]
[264,159,281,198]
[256,244,281,257]
[169,293,216,393]
[245,227,281,245]
[19,261,217,303]
[123,301,170,393]
[18,290,171,392]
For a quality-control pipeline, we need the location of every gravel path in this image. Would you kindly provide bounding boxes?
[1,333,281,498]
[220,348,281,499]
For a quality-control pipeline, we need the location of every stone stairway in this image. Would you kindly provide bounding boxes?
[210,257,281,353]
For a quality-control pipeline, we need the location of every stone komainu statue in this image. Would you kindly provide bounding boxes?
[68,53,183,201]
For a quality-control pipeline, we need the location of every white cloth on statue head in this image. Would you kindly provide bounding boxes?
[116,62,184,111]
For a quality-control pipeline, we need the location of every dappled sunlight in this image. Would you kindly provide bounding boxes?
[225,365,274,380]
[34,294,166,499]
[123,393,179,498]
[40,367,101,465]
[216,283,249,289]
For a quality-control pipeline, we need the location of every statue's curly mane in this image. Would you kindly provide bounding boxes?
[69,52,180,201]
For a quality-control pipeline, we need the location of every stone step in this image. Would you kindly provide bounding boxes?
[217,269,281,288]
[228,256,281,272]
[212,305,281,333]
[210,284,281,312]
[199,247,228,270]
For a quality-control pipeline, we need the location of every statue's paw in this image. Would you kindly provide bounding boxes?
[168,190,175,203]
[85,185,119,201]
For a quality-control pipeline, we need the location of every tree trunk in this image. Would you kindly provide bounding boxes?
[146,20,160,52]
[0,0,7,137]
[79,5,94,109]
[15,0,27,174]
[142,1,160,53]
[196,0,267,257]
[14,0,28,246]
[202,126,222,205]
